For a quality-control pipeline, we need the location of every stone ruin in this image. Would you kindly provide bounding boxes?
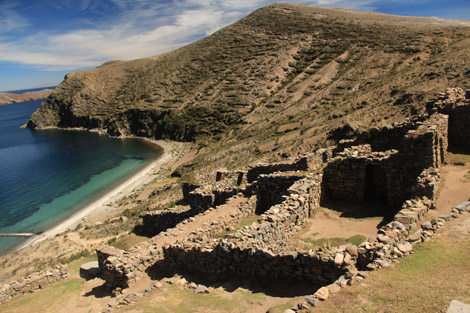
[89,88,470,298]
[0,88,468,306]
[427,87,470,150]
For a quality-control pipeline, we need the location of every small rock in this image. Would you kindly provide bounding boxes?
[195,284,210,294]
[397,242,413,253]
[283,309,296,313]
[378,234,392,244]
[305,295,320,307]
[408,230,423,242]
[421,221,433,230]
[343,252,352,264]
[187,282,197,290]
[334,253,344,266]
[446,300,470,313]
[345,244,358,257]
[327,283,341,294]
[313,287,329,300]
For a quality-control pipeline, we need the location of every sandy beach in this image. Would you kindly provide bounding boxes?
[16,139,182,250]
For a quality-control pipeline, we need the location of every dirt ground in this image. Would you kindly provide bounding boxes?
[434,163,470,215]
[300,202,388,242]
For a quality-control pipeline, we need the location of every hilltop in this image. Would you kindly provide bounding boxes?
[27,4,470,174]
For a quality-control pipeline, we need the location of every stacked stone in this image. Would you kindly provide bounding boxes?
[350,116,427,152]
[356,167,441,269]
[141,176,244,237]
[412,167,440,200]
[256,173,305,213]
[448,105,470,148]
[402,114,448,170]
[140,206,198,236]
[99,241,162,290]
[426,87,470,148]
[0,264,69,303]
[162,174,348,283]
[186,178,240,210]
[246,156,310,183]
[181,182,199,199]
[426,87,468,113]
[323,146,399,203]
[178,195,256,244]
[99,194,256,290]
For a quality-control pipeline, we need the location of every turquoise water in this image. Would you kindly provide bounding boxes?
[0,99,162,254]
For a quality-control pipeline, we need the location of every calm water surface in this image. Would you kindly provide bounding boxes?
[0,99,161,254]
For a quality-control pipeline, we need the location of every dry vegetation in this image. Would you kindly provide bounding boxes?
[5,3,470,312]
[29,3,470,177]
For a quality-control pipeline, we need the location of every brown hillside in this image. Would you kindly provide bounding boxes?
[27,3,470,172]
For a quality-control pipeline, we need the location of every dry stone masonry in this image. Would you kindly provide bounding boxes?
[0,264,68,304]
[93,88,470,304]
[427,88,470,149]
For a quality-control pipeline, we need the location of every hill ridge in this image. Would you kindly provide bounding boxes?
[27,3,470,171]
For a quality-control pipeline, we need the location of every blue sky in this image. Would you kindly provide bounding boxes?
[1,0,469,92]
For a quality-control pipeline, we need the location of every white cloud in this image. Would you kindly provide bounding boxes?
[0,1,30,33]
[0,0,385,71]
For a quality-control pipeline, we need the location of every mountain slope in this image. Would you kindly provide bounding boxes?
[28,3,470,169]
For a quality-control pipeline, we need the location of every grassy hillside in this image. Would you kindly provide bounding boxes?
[28,3,470,172]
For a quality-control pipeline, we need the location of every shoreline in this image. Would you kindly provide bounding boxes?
[16,139,181,250]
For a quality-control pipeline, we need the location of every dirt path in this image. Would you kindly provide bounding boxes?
[434,163,470,215]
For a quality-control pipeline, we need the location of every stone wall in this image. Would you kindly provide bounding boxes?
[185,179,240,211]
[323,146,401,205]
[323,114,447,207]
[426,87,470,149]
[181,182,199,199]
[0,264,69,304]
[401,114,448,173]
[162,175,351,284]
[98,240,162,291]
[246,156,310,183]
[139,207,202,236]
[256,173,304,214]
[98,194,257,290]
[356,167,440,269]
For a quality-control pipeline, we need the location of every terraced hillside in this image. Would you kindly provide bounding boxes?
[28,3,470,172]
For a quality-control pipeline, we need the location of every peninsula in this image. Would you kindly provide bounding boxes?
[0,88,54,106]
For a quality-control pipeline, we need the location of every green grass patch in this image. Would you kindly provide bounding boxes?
[314,237,470,313]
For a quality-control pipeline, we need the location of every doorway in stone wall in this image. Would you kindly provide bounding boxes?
[364,164,387,201]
